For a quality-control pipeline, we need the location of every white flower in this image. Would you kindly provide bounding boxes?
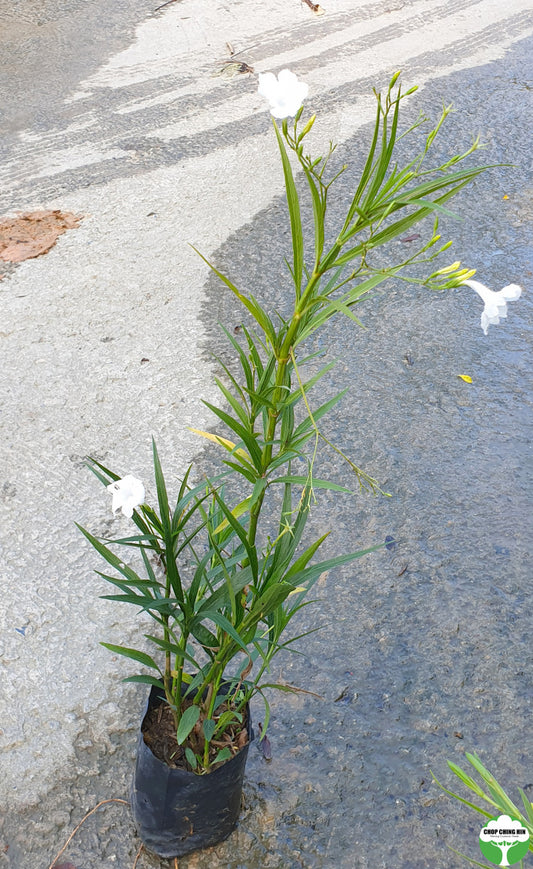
[107,475,145,518]
[257,69,309,119]
[462,279,522,335]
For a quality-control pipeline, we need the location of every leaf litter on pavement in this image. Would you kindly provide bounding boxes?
[0,210,82,262]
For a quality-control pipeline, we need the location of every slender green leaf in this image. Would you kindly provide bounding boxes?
[292,389,349,439]
[189,621,219,654]
[95,571,160,591]
[286,543,385,588]
[85,456,120,486]
[465,754,521,816]
[431,771,493,820]
[211,490,258,581]
[201,610,249,653]
[100,643,161,672]
[285,360,336,404]
[123,674,165,689]
[341,97,381,232]
[214,377,250,427]
[302,164,325,268]
[185,747,198,769]
[203,401,263,471]
[203,719,216,743]
[214,709,242,735]
[152,440,184,604]
[144,635,200,669]
[253,686,271,735]
[255,582,294,618]
[273,121,304,296]
[446,846,496,868]
[221,459,258,484]
[447,761,493,802]
[152,439,170,531]
[284,532,329,580]
[333,176,484,268]
[191,246,277,345]
[214,747,232,764]
[220,325,254,393]
[519,789,533,828]
[393,195,460,218]
[100,593,174,613]
[189,550,215,605]
[176,705,200,744]
[270,476,353,493]
[76,525,147,585]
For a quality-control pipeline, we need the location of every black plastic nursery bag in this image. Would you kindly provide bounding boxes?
[131,685,253,859]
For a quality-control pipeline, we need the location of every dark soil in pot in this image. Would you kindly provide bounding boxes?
[142,693,250,771]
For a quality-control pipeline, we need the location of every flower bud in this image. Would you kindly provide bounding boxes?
[298,114,317,140]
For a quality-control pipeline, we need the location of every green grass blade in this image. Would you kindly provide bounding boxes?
[85,456,120,485]
[465,754,522,817]
[220,325,255,393]
[211,491,258,582]
[151,439,170,531]
[145,635,200,669]
[152,439,184,603]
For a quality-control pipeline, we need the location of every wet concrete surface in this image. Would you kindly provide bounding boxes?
[0,0,153,141]
[0,1,532,867]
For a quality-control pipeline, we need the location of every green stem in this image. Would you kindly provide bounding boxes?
[246,266,325,550]
[162,571,178,729]
[171,636,187,726]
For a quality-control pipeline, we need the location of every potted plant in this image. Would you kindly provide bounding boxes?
[78,70,522,859]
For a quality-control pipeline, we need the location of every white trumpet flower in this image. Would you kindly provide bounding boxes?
[257,69,309,119]
[462,279,522,335]
[107,475,145,518]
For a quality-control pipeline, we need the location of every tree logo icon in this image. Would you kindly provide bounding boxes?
[479,814,530,866]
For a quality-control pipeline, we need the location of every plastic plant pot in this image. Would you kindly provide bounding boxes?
[131,684,253,859]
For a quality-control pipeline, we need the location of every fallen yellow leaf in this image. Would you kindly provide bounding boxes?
[457,374,473,383]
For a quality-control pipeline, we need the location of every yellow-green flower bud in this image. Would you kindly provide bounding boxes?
[299,114,317,139]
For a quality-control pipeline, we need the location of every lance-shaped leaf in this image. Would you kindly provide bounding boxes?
[188,428,250,463]
[176,705,201,745]
[274,120,304,297]
[192,246,277,346]
[202,400,264,472]
[100,643,162,672]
